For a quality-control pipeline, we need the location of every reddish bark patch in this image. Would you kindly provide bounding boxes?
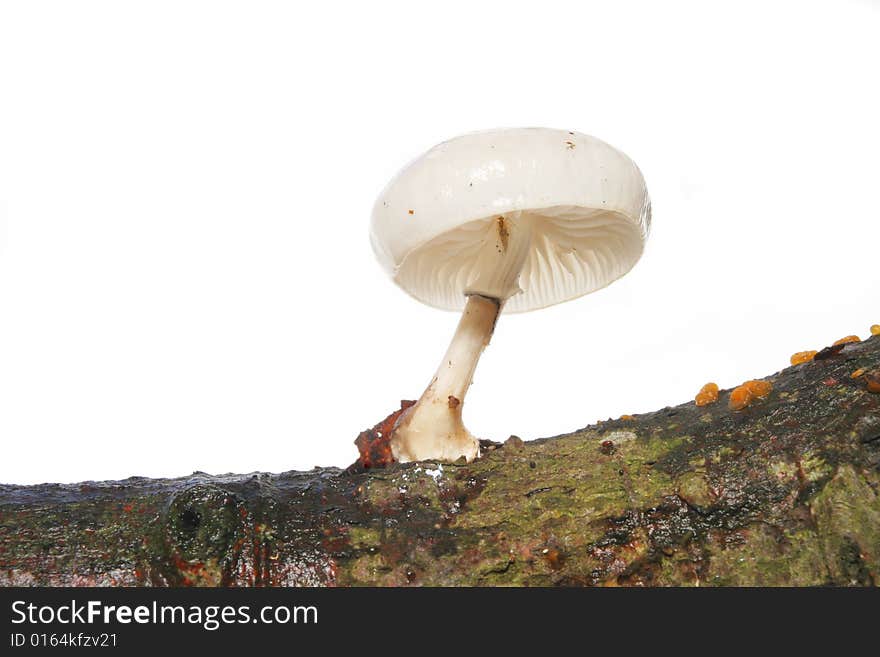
[542,546,566,570]
[171,553,209,587]
[351,400,416,471]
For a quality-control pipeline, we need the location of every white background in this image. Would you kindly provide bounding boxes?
[1,0,878,485]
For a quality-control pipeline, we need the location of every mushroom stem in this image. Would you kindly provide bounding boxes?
[390,212,534,463]
[390,294,501,463]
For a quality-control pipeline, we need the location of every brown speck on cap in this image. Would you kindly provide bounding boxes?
[496,216,509,252]
[565,140,575,149]
[408,209,414,215]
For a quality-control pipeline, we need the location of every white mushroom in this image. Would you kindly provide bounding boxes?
[370,127,651,463]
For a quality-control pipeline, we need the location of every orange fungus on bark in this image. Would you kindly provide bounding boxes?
[695,382,719,407]
[744,379,772,399]
[728,386,753,411]
[790,351,817,366]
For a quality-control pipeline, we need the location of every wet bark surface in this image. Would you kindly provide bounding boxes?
[2,337,880,587]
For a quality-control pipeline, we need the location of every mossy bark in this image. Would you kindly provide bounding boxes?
[2,338,880,587]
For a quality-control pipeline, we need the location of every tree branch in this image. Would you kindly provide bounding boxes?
[2,338,879,586]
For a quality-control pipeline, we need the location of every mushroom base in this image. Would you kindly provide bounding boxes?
[390,408,481,464]
[390,294,500,463]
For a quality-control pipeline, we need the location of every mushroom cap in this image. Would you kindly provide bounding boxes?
[370,127,651,313]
